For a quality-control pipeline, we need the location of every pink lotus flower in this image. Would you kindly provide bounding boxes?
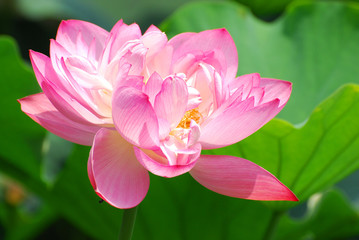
[19,19,298,209]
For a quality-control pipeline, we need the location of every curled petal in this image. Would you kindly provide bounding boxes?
[19,93,98,145]
[134,146,198,178]
[187,87,202,110]
[160,136,201,166]
[112,87,160,149]
[190,155,298,201]
[170,29,238,81]
[88,128,149,209]
[187,120,201,147]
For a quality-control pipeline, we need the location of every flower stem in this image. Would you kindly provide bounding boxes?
[119,206,138,240]
[262,211,283,240]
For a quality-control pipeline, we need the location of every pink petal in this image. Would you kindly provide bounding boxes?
[229,73,261,101]
[190,155,298,201]
[114,74,144,92]
[87,147,96,189]
[187,120,201,147]
[249,87,265,106]
[49,39,71,75]
[100,20,142,65]
[199,99,281,149]
[134,147,198,178]
[141,26,168,60]
[56,20,108,60]
[49,41,108,111]
[30,50,107,125]
[88,128,149,209]
[64,56,111,90]
[159,133,202,166]
[145,45,173,79]
[19,93,99,145]
[169,29,238,81]
[213,69,225,109]
[30,50,53,87]
[112,86,160,149]
[186,87,202,111]
[31,48,76,104]
[167,32,196,51]
[144,72,163,106]
[154,75,188,129]
[144,25,162,34]
[58,57,113,118]
[124,42,147,76]
[260,78,292,108]
[41,77,108,125]
[188,63,214,112]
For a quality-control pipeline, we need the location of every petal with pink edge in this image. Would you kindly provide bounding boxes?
[41,78,107,125]
[190,155,298,201]
[134,147,197,178]
[88,128,149,209]
[100,21,142,65]
[30,50,106,125]
[229,73,261,101]
[56,20,108,60]
[112,86,160,149]
[19,93,99,145]
[169,29,238,81]
[199,99,281,149]
[260,78,292,107]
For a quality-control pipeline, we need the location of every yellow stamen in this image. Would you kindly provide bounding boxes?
[177,108,202,129]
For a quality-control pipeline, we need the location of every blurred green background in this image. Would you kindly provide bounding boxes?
[1,0,359,239]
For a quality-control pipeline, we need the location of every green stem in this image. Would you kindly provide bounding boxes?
[119,206,138,240]
[262,211,283,240]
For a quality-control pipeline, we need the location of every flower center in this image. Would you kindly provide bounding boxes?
[177,108,202,129]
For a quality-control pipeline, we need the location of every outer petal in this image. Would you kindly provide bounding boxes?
[48,42,110,116]
[134,147,198,178]
[260,78,292,107]
[88,128,149,209]
[56,20,108,60]
[112,86,160,149]
[229,73,261,101]
[30,50,107,125]
[199,99,281,149]
[169,29,238,80]
[19,93,99,145]
[167,32,196,51]
[190,155,298,201]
